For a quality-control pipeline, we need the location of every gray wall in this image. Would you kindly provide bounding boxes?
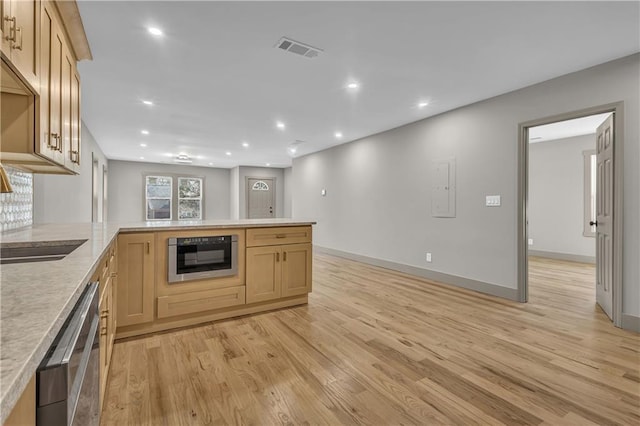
[34,123,108,223]
[284,167,292,218]
[229,166,240,220]
[529,134,596,259]
[292,54,639,317]
[107,160,230,222]
[236,166,285,219]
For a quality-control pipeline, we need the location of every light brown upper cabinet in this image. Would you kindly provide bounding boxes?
[1,0,39,90]
[0,0,89,174]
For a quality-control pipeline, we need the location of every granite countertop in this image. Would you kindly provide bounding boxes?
[0,219,315,422]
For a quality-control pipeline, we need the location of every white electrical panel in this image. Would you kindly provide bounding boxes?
[486,195,501,207]
[432,158,456,217]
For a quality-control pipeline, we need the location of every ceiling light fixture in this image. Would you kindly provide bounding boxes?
[266,163,271,166]
[175,154,192,164]
[141,130,149,135]
[225,151,232,156]
[140,143,147,147]
[276,121,285,130]
[139,156,144,160]
[142,100,153,106]
[347,82,359,89]
[418,101,429,108]
[209,162,213,166]
[148,27,163,36]
[334,132,343,139]
[242,142,250,148]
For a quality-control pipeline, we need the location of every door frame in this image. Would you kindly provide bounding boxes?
[246,176,276,218]
[517,102,624,327]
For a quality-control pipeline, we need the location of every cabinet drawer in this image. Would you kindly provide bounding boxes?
[246,226,311,247]
[157,286,246,319]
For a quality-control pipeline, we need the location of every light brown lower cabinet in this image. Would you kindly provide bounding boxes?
[99,273,115,411]
[157,286,246,319]
[113,226,312,339]
[246,243,312,304]
[3,374,35,426]
[117,233,155,327]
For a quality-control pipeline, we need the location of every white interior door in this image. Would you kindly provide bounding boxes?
[248,178,275,219]
[595,113,614,320]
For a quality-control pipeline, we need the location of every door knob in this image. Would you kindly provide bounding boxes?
[590,221,598,227]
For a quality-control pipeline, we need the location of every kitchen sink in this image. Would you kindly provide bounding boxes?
[0,239,87,264]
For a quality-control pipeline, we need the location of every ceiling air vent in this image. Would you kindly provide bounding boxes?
[275,37,322,59]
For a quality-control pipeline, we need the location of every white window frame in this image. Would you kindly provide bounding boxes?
[178,177,203,220]
[583,150,596,237]
[145,175,173,221]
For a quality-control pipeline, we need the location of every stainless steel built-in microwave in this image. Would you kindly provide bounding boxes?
[167,235,238,283]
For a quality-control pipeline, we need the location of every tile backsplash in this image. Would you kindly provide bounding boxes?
[0,165,33,232]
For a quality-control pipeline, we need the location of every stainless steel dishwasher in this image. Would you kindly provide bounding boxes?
[36,281,100,426]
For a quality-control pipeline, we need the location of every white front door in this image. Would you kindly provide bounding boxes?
[595,113,614,320]
[247,178,275,219]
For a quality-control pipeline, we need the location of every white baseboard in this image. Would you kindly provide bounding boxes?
[528,249,596,264]
[314,245,519,301]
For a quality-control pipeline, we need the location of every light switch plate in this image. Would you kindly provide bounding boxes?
[486,195,501,207]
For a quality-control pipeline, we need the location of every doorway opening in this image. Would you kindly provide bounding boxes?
[517,103,623,327]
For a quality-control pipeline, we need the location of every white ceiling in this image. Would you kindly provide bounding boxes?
[77,1,640,169]
[528,113,612,144]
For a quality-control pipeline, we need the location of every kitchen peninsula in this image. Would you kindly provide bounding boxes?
[0,219,315,424]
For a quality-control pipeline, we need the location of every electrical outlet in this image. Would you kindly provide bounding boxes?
[528,238,533,246]
[426,253,432,262]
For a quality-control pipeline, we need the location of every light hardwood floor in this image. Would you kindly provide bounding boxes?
[102,254,639,425]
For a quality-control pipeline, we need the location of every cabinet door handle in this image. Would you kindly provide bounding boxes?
[276,252,279,262]
[3,16,16,42]
[50,133,60,150]
[146,241,150,254]
[13,26,22,50]
[276,234,286,239]
[70,150,79,164]
[100,326,107,336]
[46,133,55,149]
[283,251,287,262]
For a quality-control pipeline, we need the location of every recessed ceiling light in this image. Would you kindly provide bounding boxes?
[209,162,213,166]
[242,142,250,148]
[197,155,204,159]
[140,143,147,147]
[139,156,144,160]
[142,100,153,106]
[334,132,343,139]
[347,82,359,89]
[266,163,271,166]
[141,130,149,135]
[418,101,429,108]
[148,27,163,36]
[225,151,232,156]
[288,146,297,154]
[276,121,285,130]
